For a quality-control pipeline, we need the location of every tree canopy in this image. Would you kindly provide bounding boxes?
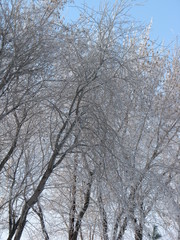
[0,0,179,239]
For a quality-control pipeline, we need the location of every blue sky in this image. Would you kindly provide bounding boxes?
[63,0,180,47]
[130,0,180,46]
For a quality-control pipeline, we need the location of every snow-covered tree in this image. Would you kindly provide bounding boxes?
[0,1,179,240]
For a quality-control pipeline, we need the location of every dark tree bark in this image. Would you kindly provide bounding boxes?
[69,156,78,240]
[98,193,109,240]
[117,217,128,240]
[69,171,93,240]
[134,218,143,240]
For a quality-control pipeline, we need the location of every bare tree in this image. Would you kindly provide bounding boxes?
[0,1,179,240]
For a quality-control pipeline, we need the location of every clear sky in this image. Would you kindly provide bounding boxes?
[63,0,180,48]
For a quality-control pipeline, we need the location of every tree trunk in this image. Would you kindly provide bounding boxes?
[69,171,93,240]
[177,216,180,240]
[134,220,143,240]
[98,193,109,240]
[69,156,77,240]
[117,217,127,240]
